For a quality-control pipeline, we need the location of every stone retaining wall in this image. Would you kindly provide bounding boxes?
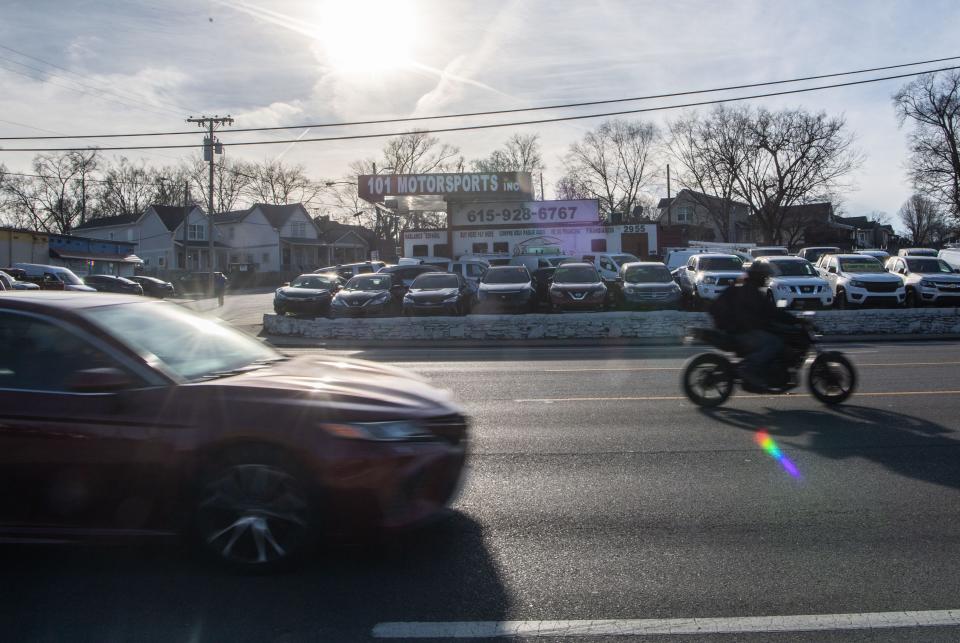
[263,308,960,342]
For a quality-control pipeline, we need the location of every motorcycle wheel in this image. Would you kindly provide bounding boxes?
[682,353,735,407]
[808,352,856,405]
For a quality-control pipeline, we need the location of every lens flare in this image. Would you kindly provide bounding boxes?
[754,430,801,478]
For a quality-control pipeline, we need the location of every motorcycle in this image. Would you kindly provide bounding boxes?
[681,315,856,407]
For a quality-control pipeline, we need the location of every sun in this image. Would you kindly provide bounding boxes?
[315,0,417,73]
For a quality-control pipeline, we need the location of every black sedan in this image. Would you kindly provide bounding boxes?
[128,275,175,298]
[474,265,537,313]
[273,273,341,317]
[83,274,144,295]
[331,273,400,317]
[402,272,475,316]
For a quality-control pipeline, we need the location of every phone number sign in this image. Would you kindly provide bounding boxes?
[450,199,599,228]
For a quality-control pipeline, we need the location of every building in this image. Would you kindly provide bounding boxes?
[214,203,332,273]
[779,203,854,249]
[314,216,373,264]
[835,216,898,250]
[655,190,754,246]
[47,233,141,277]
[73,205,228,274]
[0,227,49,266]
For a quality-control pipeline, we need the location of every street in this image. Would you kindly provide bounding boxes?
[4,341,960,641]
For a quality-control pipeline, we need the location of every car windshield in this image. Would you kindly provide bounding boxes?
[753,248,788,257]
[839,258,885,273]
[770,260,817,276]
[698,257,743,271]
[554,266,600,283]
[907,258,954,274]
[54,269,83,285]
[345,275,391,290]
[82,302,279,381]
[905,249,938,257]
[624,265,673,283]
[290,276,338,289]
[412,274,459,289]
[483,267,530,284]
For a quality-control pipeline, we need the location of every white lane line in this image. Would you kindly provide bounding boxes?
[539,361,960,373]
[372,609,960,638]
[514,390,960,403]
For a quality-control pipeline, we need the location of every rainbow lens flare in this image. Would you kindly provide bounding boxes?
[754,429,801,478]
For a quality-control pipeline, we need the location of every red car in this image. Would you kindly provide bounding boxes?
[0,292,468,571]
[548,262,609,312]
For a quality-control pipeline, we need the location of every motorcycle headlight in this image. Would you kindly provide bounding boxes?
[702,276,718,285]
[320,421,434,442]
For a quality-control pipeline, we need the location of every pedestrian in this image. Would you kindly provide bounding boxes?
[214,272,228,307]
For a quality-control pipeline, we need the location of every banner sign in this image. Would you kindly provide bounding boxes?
[358,172,533,202]
[450,199,599,228]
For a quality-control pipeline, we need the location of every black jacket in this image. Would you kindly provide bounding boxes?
[710,284,796,333]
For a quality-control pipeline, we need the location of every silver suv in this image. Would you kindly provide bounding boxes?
[676,254,745,308]
[816,254,905,308]
[885,256,960,307]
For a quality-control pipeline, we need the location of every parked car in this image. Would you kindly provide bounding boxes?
[0,292,467,571]
[422,258,489,286]
[273,273,341,317]
[548,262,608,312]
[13,263,96,291]
[617,262,682,310]
[458,253,511,266]
[748,246,790,259]
[884,256,960,307]
[83,274,144,295]
[315,261,386,280]
[939,247,960,271]
[796,247,841,264]
[816,253,906,308]
[857,249,890,261]
[474,265,537,313]
[402,272,475,316]
[128,275,176,298]
[898,248,939,258]
[378,264,441,290]
[581,253,640,281]
[331,273,400,317]
[755,256,832,309]
[675,254,745,309]
[0,269,40,291]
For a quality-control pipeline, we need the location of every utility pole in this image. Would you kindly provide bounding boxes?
[187,114,233,295]
[666,164,672,227]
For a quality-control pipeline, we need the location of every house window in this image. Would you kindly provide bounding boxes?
[412,244,429,257]
[188,224,204,240]
[675,205,694,223]
[472,242,489,253]
[493,242,509,253]
[290,221,306,237]
[127,229,134,241]
[590,238,607,252]
[261,253,269,263]
[159,257,165,267]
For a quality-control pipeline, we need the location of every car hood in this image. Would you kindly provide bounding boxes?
[696,271,743,281]
[913,273,960,282]
[840,273,901,282]
[407,287,459,298]
[623,281,678,289]
[277,287,334,298]
[66,284,97,292]
[337,289,391,302]
[479,282,532,292]
[552,281,604,290]
[770,276,828,286]
[207,355,460,416]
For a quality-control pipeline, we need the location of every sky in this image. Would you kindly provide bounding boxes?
[2,0,959,228]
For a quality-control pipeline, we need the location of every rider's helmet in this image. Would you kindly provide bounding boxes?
[745,262,772,288]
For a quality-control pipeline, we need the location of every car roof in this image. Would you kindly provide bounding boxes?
[758,255,807,262]
[622,261,668,268]
[694,253,741,259]
[553,262,593,268]
[832,253,881,260]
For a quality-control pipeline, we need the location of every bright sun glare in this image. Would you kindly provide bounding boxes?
[316,0,417,73]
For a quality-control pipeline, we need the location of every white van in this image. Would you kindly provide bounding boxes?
[14,263,97,291]
[581,253,639,281]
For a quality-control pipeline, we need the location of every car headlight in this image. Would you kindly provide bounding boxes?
[589,288,605,299]
[332,297,347,306]
[443,294,460,303]
[702,276,718,285]
[275,290,286,299]
[372,292,391,302]
[320,420,434,442]
[919,279,936,289]
[849,280,865,289]
[403,293,414,301]
[623,285,637,294]
[777,284,791,292]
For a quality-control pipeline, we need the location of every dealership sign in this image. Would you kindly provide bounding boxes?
[358,172,533,202]
[450,199,599,228]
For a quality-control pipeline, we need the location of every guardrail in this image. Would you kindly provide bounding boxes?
[263,308,960,343]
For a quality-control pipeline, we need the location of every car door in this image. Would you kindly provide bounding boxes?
[0,310,186,534]
[680,258,697,294]
[822,257,840,292]
[598,257,618,281]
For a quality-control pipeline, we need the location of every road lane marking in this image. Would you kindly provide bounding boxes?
[515,390,960,403]
[372,609,960,638]
[541,361,960,373]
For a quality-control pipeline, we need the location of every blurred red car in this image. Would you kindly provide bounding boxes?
[0,293,468,571]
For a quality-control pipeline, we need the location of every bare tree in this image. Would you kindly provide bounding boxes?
[899,193,946,246]
[94,157,157,217]
[0,151,99,233]
[560,120,660,223]
[667,107,748,241]
[184,155,252,213]
[893,71,960,220]
[471,133,545,198]
[243,159,324,207]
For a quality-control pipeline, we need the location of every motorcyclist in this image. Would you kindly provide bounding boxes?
[708,262,799,390]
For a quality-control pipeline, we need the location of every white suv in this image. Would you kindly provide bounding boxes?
[885,255,960,307]
[676,253,745,308]
[755,256,832,309]
[816,254,905,308]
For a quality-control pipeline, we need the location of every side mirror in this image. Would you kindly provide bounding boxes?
[827,266,837,274]
[686,265,694,271]
[282,282,290,287]
[65,367,135,393]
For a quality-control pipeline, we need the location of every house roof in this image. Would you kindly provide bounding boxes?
[782,202,833,220]
[256,203,306,229]
[211,209,248,224]
[72,213,139,230]
[315,216,375,245]
[657,189,748,211]
[152,205,200,231]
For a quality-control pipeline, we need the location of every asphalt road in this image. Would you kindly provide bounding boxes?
[5,342,960,641]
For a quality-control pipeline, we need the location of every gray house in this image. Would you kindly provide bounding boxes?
[655,189,754,243]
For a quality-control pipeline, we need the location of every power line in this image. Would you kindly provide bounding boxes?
[0,54,957,141]
[2,63,958,153]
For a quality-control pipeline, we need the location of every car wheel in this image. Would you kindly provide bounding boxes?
[194,448,315,573]
[274,306,285,316]
[905,290,918,308]
[835,289,847,310]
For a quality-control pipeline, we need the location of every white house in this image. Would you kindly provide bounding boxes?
[73,205,228,274]
[214,203,326,272]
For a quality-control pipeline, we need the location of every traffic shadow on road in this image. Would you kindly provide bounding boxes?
[0,511,508,641]
[699,404,960,491]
